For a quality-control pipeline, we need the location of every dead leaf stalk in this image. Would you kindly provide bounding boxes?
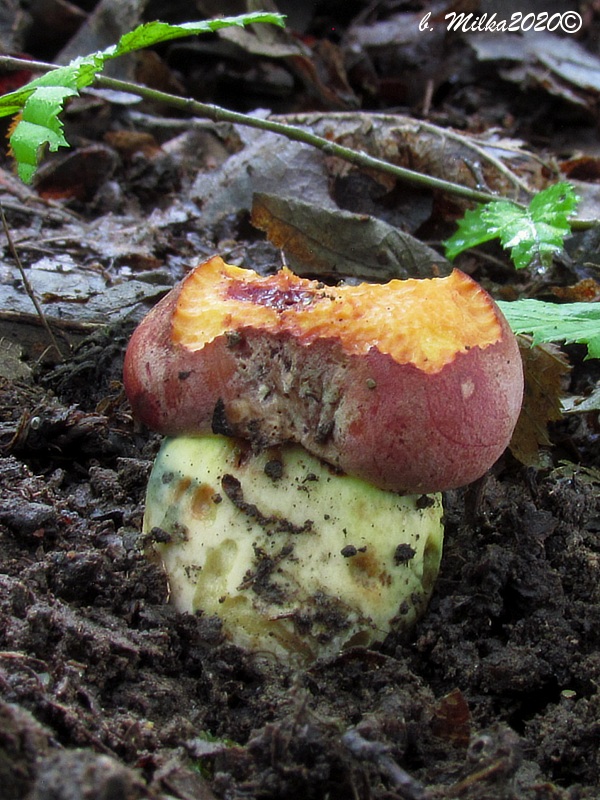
[1,205,65,361]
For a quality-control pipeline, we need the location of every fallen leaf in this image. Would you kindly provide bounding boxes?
[561,155,600,182]
[430,688,472,748]
[194,125,335,228]
[251,193,451,281]
[510,337,571,467]
[470,32,600,111]
[561,382,600,415]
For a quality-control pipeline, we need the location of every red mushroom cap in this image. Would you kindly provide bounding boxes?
[124,256,523,493]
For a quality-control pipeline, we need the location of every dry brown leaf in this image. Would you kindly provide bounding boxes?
[251,193,451,281]
[561,155,600,182]
[510,337,571,467]
[274,112,550,205]
[430,688,472,749]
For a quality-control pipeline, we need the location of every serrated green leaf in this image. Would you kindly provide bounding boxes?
[498,298,600,359]
[1,13,285,183]
[443,206,499,259]
[529,181,578,222]
[10,85,77,182]
[22,86,77,133]
[114,13,285,56]
[0,57,103,119]
[10,121,64,183]
[444,182,579,270]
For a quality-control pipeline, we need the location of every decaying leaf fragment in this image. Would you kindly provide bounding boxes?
[251,193,451,281]
[510,337,571,467]
[470,32,600,111]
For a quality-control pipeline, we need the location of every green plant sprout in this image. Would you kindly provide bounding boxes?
[444,182,579,271]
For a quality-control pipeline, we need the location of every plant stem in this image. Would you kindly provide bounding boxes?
[96,75,514,206]
[0,54,519,207]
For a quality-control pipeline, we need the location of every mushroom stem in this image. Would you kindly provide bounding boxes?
[142,435,444,663]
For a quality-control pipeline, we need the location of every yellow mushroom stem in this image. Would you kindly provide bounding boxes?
[143,434,444,664]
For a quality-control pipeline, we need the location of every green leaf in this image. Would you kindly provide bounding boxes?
[113,13,285,56]
[0,57,101,119]
[0,13,285,182]
[444,182,579,270]
[10,85,78,182]
[443,205,500,258]
[498,298,600,359]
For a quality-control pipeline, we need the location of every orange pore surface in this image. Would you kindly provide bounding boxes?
[172,257,502,374]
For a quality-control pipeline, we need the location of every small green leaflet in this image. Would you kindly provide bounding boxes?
[444,183,579,270]
[498,299,600,359]
[10,85,77,183]
[0,13,285,182]
[112,17,284,54]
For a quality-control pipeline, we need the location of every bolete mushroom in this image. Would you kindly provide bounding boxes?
[142,435,444,662]
[124,256,523,662]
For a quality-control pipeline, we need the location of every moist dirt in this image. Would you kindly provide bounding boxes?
[0,342,599,800]
[2,2,600,797]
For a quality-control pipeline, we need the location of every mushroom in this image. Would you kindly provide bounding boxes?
[143,436,444,662]
[124,256,523,662]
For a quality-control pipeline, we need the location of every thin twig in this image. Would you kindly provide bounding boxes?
[0,54,521,207]
[1,205,65,361]
[0,55,51,72]
[1,55,596,230]
[0,198,78,224]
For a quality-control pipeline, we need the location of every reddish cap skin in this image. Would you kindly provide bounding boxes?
[123,285,237,433]
[327,314,523,492]
[124,261,524,493]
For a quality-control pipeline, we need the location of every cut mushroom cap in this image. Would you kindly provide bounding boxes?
[143,434,444,663]
[124,256,524,493]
